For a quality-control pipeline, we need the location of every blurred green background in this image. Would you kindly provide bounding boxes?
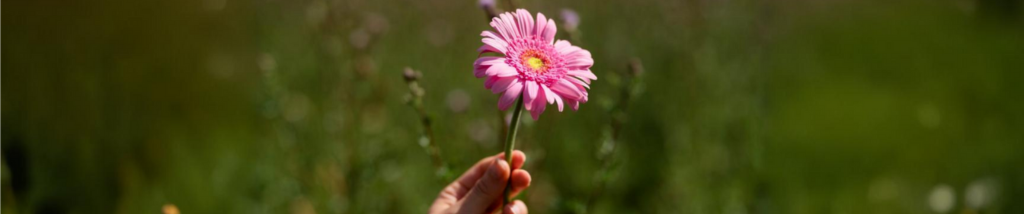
[3,0,1023,213]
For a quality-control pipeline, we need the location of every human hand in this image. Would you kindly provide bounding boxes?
[429,150,531,214]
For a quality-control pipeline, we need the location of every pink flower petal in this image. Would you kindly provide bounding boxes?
[479,38,507,54]
[530,90,547,120]
[490,18,512,41]
[535,13,547,38]
[517,9,533,37]
[474,66,487,78]
[568,99,580,111]
[560,50,594,70]
[543,18,557,44]
[495,69,518,78]
[523,81,538,111]
[474,56,503,66]
[568,69,598,80]
[501,13,520,39]
[554,40,571,51]
[567,49,592,58]
[565,58,594,69]
[498,82,523,111]
[541,84,556,104]
[568,76,590,88]
[477,46,501,55]
[551,78,583,100]
[485,63,517,77]
[484,76,501,89]
[553,94,564,112]
[491,77,519,94]
[481,30,503,41]
[564,46,583,55]
[481,37,508,48]
[558,45,583,57]
[576,83,590,103]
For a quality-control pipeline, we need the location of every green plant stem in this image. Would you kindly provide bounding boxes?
[502,95,524,208]
[504,0,518,10]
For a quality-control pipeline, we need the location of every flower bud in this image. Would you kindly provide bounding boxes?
[480,0,499,20]
[561,9,580,31]
[403,67,420,82]
[478,0,495,8]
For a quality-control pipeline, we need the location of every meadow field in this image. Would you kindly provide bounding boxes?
[3,0,1023,213]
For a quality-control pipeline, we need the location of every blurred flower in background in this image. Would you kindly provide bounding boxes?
[928,184,955,213]
[561,9,579,32]
[965,177,999,210]
[446,89,471,113]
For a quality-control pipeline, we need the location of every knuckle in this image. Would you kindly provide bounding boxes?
[475,178,499,197]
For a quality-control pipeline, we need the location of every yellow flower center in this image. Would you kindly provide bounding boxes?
[519,50,550,74]
[526,57,545,70]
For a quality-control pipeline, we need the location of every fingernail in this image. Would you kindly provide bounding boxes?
[490,159,508,175]
[497,159,509,172]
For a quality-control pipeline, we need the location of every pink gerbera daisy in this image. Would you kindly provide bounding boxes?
[474,9,597,120]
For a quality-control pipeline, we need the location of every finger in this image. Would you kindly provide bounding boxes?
[503,200,527,214]
[449,151,526,202]
[451,154,502,198]
[429,197,452,214]
[480,169,532,212]
[507,169,532,198]
[457,159,511,214]
[496,150,527,170]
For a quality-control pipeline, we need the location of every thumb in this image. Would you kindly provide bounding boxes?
[457,159,510,214]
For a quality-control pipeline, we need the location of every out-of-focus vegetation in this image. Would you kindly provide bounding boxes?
[3,0,1023,213]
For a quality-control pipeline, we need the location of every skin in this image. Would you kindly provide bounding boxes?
[429,150,532,214]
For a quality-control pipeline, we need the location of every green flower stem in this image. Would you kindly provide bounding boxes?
[502,94,524,207]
